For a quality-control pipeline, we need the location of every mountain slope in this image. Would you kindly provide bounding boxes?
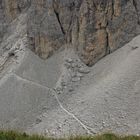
[0,0,140,138]
[27,35,140,137]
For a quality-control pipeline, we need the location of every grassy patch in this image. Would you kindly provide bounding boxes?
[0,131,140,140]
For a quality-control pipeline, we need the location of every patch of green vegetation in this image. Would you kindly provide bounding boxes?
[0,131,140,140]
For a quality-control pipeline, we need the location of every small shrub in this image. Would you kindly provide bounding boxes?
[0,131,140,140]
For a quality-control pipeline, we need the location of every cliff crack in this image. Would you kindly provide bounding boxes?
[54,10,66,35]
[133,0,140,24]
[105,23,110,54]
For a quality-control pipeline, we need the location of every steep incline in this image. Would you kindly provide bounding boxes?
[28,35,140,137]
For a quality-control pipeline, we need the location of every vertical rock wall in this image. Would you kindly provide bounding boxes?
[0,0,140,66]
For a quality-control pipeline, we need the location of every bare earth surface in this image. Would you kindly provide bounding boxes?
[0,29,140,137]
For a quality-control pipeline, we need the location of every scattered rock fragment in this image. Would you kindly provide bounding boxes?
[78,67,90,74]
[76,72,84,78]
[36,117,42,124]
[132,46,139,50]
[65,58,73,63]
[8,51,16,57]
[72,77,81,82]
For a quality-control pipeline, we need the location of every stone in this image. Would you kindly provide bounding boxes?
[36,117,42,124]
[71,63,77,68]
[72,77,81,82]
[69,88,74,92]
[78,67,90,74]
[65,58,73,63]
[132,46,139,50]
[8,51,15,57]
[76,72,84,78]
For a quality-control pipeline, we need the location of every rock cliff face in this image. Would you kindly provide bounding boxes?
[0,0,30,43]
[0,0,140,66]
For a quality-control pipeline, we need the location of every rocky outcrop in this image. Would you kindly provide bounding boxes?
[0,0,30,43]
[4,0,30,20]
[0,0,140,66]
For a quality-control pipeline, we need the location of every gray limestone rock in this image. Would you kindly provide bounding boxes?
[0,0,140,66]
